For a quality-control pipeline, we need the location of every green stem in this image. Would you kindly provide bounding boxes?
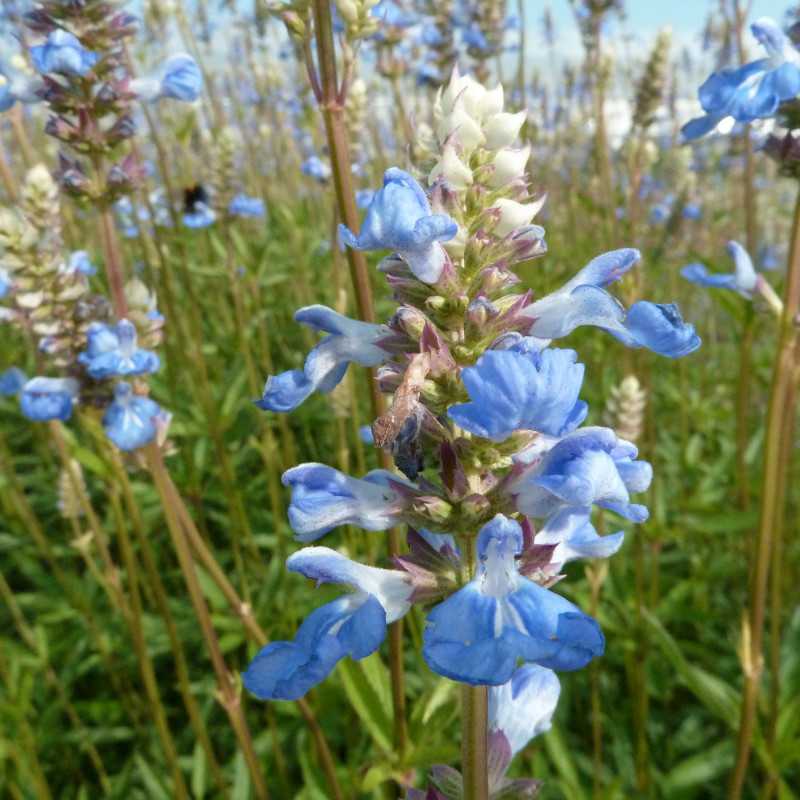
[147,445,270,800]
[728,184,800,800]
[461,684,489,800]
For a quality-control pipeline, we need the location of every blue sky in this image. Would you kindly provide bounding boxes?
[532,0,792,40]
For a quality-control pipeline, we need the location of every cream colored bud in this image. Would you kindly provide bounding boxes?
[429,145,473,190]
[491,197,545,238]
[437,105,484,152]
[335,0,359,24]
[483,111,526,150]
[487,145,530,188]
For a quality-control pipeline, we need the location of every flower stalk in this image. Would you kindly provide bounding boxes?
[461,684,489,800]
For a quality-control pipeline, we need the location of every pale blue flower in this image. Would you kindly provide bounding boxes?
[301,156,331,182]
[511,427,652,522]
[243,546,412,700]
[103,382,162,451]
[228,194,265,218]
[682,17,800,140]
[30,30,98,77]
[521,249,700,358]
[0,267,10,298]
[489,665,561,755]
[282,463,412,541]
[0,57,42,112]
[448,347,587,440]
[423,515,604,685]
[61,250,96,277]
[535,506,624,564]
[0,367,27,396]
[339,168,458,284]
[131,54,203,103]
[183,202,216,229]
[682,240,758,297]
[78,319,159,380]
[20,376,79,421]
[256,305,391,412]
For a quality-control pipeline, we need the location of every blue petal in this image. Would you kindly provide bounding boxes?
[255,369,314,412]
[103,383,161,451]
[680,112,727,141]
[0,367,27,396]
[681,263,737,290]
[20,377,78,422]
[448,348,587,440]
[423,580,604,685]
[243,594,387,700]
[618,302,701,358]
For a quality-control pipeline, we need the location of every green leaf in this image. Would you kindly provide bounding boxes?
[337,653,393,753]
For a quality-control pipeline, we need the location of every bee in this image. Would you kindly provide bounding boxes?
[183,183,209,214]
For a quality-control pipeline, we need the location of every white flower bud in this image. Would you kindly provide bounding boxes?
[437,104,485,153]
[483,111,526,150]
[487,145,530,188]
[429,145,473,190]
[491,196,546,238]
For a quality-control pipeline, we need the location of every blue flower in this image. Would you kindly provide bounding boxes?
[339,168,458,284]
[228,194,265,218]
[521,248,701,358]
[489,665,561,755]
[301,156,331,182]
[20,376,79,422]
[61,250,96,277]
[0,367,27,396]
[282,463,412,541]
[243,546,412,700]
[511,427,652,522]
[30,30,98,77]
[423,515,604,685]
[183,202,216,229]
[130,54,202,103]
[103,382,162,451]
[256,305,391,412]
[448,347,587,440]
[535,507,624,564]
[0,57,42,112]
[371,0,418,29]
[0,267,10,298]
[682,202,702,221]
[78,319,159,380]
[682,17,800,140]
[682,240,758,297]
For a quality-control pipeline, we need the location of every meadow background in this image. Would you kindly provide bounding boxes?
[1,1,799,798]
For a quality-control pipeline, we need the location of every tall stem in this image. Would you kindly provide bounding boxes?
[461,684,489,800]
[728,185,800,799]
[310,0,407,759]
[147,446,269,800]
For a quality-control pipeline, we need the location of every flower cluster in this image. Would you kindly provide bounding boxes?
[0,1,199,453]
[245,71,699,781]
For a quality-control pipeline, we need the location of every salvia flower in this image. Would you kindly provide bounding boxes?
[0,56,42,112]
[0,266,10,298]
[256,305,391,412]
[682,17,800,140]
[339,168,458,284]
[243,547,413,701]
[103,382,162,451]
[520,248,701,357]
[422,515,605,685]
[448,346,587,440]
[130,54,203,103]
[282,463,412,542]
[535,507,624,566]
[0,367,27,396]
[511,427,652,522]
[78,319,160,380]
[682,240,758,297]
[301,156,331,182]
[30,30,98,77]
[182,202,216,229]
[20,376,79,422]
[489,664,561,756]
[228,193,265,218]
